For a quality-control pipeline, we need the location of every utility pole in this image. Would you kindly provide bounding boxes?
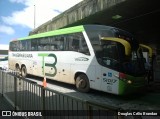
[34,5,36,29]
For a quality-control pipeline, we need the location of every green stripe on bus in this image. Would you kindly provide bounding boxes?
[18,25,85,40]
[118,75,146,95]
[118,80,126,95]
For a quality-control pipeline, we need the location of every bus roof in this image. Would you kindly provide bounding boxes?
[18,25,85,41]
[14,24,134,42]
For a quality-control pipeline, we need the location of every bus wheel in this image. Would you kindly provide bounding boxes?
[21,66,27,78]
[16,65,21,76]
[76,74,90,93]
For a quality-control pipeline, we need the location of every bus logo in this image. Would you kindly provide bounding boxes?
[75,57,89,61]
[38,53,57,77]
[108,72,112,77]
[103,78,117,85]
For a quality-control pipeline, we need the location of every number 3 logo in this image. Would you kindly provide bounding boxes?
[45,53,57,77]
[38,53,57,77]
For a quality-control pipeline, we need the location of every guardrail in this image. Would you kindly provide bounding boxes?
[0,70,119,119]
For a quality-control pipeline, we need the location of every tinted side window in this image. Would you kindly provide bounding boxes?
[68,33,90,55]
[19,40,31,51]
[10,41,18,51]
[38,37,50,51]
[80,37,90,55]
[10,40,31,51]
[57,36,65,51]
[50,37,58,51]
[31,39,38,51]
[50,36,65,51]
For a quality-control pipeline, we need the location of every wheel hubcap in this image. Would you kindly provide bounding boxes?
[22,68,26,76]
[16,68,20,76]
[79,79,86,88]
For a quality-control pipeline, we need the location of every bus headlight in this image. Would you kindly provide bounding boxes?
[127,80,132,84]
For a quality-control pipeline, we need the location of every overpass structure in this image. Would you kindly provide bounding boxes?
[29,0,160,52]
[30,0,127,34]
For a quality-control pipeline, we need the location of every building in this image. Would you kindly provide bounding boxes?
[0,44,9,58]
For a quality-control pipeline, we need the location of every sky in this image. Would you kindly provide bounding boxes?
[0,0,83,45]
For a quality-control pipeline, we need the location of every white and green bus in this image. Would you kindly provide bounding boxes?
[140,44,153,82]
[9,25,147,95]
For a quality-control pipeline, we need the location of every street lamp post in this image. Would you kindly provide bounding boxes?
[34,5,36,29]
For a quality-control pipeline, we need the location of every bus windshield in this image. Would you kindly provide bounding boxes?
[140,44,153,58]
[85,26,145,76]
[96,39,145,76]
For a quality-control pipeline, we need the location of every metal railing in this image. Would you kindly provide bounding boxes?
[0,70,119,119]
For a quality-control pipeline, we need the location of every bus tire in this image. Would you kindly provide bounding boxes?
[21,66,27,78]
[76,74,90,93]
[16,65,21,76]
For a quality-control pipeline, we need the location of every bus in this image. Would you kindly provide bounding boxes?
[140,44,153,82]
[140,44,153,64]
[9,25,147,95]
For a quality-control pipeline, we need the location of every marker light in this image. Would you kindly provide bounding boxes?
[119,73,132,84]
[112,15,122,19]
[119,72,126,79]
[127,80,132,84]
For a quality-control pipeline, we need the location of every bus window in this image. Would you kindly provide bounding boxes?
[10,41,18,51]
[59,37,65,51]
[19,40,30,51]
[31,39,38,51]
[96,41,123,71]
[79,37,90,55]
[50,36,65,51]
[139,44,153,61]
[70,39,80,51]
[68,33,90,55]
[38,37,50,51]
[115,29,139,50]
[50,37,58,51]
